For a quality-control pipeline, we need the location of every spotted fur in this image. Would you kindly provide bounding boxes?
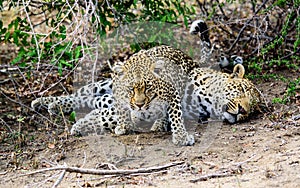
[31,20,265,146]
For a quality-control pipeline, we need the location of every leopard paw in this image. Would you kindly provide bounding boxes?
[114,122,134,135]
[172,132,195,146]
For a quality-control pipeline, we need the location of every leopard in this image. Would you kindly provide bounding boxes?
[31,19,265,146]
[109,45,199,145]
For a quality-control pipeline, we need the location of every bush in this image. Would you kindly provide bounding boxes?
[0,0,194,74]
[0,0,299,101]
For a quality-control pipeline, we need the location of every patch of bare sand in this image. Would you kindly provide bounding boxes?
[2,114,299,187]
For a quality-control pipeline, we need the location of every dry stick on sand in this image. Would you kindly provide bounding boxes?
[190,155,261,183]
[21,161,185,177]
[190,168,240,183]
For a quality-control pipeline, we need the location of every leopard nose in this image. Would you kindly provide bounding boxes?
[135,103,144,109]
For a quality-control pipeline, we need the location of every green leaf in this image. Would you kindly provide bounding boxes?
[60,59,72,67]
[148,35,156,43]
[8,21,14,30]
[54,45,65,54]
[183,16,188,28]
[14,17,21,29]
[26,71,31,79]
[59,25,66,39]
[69,111,76,122]
[11,55,23,65]
[74,46,82,59]
[19,62,27,68]
[44,42,53,49]
[58,61,63,75]
[0,27,7,35]
[26,49,37,57]
[5,32,10,41]
[11,48,26,65]
[13,30,20,45]
[272,97,284,104]
[294,39,300,50]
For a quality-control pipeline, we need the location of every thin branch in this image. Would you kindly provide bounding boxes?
[52,169,66,188]
[280,48,300,60]
[213,20,235,38]
[30,0,64,7]
[216,0,229,20]
[0,118,13,133]
[196,0,209,16]
[21,161,184,177]
[0,91,61,127]
[0,171,8,175]
[21,0,41,69]
[226,0,269,53]
[37,62,79,96]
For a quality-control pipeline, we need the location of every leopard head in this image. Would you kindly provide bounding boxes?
[129,81,158,110]
[223,96,251,123]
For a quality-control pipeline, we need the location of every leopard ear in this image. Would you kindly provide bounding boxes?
[111,64,124,73]
[111,62,127,80]
[231,64,245,79]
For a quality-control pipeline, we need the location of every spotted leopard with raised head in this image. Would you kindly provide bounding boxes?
[110,45,200,145]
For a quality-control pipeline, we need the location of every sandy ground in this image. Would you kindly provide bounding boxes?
[1,71,299,187]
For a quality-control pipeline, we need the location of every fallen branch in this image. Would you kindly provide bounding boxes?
[0,171,7,175]
[21,161,184,177]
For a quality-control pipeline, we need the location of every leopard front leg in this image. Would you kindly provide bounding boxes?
[168,95,194,146]
[114,103,135,135]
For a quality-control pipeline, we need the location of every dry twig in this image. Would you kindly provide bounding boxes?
[52,169,66,188]
[0,171,8,175]
[190,170,238,182]
[21,161,184,177]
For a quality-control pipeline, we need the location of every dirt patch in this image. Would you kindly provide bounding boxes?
[1,115,300,187]
[1,81,300,188]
